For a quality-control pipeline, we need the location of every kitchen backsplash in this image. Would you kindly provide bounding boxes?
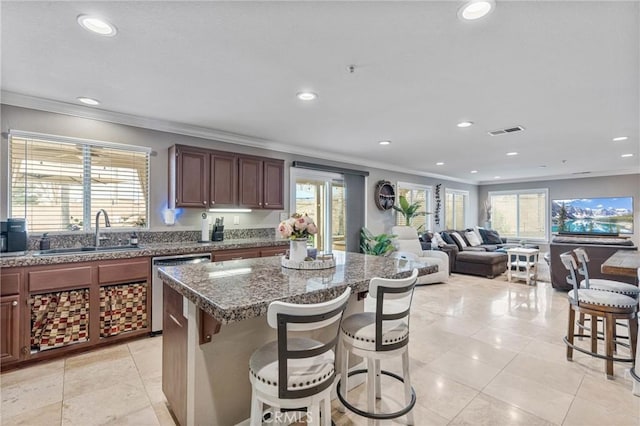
[27,228,276,250]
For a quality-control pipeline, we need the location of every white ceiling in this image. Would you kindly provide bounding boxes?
[2,1,639,184]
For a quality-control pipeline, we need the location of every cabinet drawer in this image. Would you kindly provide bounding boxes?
[98,260,149,284]
[260,246,287,257]
[0,270,22,296]
[29,266,93,293]
[213,249,260,262]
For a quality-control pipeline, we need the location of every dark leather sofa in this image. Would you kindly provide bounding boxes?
[549,235,638,290]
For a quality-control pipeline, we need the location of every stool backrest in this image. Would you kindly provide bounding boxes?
[573,248,592,286]
[560,251,580,302]
[368,268,418,351]
[267,287,351,399]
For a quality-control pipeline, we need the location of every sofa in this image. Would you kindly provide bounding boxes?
[549,235,637,290]
[421,228,516,278]
[391,226,449,285]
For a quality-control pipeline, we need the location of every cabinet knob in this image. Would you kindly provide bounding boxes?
[203,201,206,205]
[12,300,18,307]
[211,201,215,205]
[265,203,268,206]
[21,346,29,355]
[259,202,262,206]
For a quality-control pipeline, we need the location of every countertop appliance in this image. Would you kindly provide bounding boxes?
[151,253,212,333]
[1,218,28,253]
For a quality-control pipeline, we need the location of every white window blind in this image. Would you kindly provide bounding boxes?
[9,131,150,233]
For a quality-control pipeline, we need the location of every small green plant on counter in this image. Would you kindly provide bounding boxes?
[360,227,395,256]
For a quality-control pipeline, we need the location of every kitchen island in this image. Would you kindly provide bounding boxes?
[157,251,438,425]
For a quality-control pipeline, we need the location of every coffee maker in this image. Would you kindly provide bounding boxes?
[1,218,28,253]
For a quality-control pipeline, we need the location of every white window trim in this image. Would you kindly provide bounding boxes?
[396,181,433,230]
[8,129,151,233]
[445,188,469,229]
[488,188,549,242]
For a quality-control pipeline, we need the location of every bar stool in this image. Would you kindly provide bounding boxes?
[573,248,639,349]
[249,287,351,426]
[560,252,638,379]
[337,269,418,424]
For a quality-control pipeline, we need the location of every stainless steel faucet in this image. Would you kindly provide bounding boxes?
[95,209,111,247]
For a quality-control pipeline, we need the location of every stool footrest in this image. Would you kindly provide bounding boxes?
[336,368,416,420]
[563,336,634,363]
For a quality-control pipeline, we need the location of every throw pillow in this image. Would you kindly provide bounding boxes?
[440,231,455,245]
[465,230,482,247]
[450,232,468,250]
[472,226,484,243]
[483,229,503,245]
[431,232,446,248]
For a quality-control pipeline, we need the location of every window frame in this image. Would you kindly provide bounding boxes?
[395,181,433,231]
[8,130,151,233]
[487,188,549,242]
[444,188,469,229]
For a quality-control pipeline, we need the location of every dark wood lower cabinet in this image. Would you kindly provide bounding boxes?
[0,295,21,364]
[162,283,187,426]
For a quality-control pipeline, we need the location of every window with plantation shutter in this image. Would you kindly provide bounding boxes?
[9,131,150,233]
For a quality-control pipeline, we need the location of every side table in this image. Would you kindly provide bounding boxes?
[507,247,540,285]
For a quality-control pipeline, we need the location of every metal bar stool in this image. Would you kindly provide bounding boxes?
[249,287,351,425]
[560,252,638,379]
[337,269,418,424]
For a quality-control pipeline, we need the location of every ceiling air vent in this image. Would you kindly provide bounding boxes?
[572,171,592,175]
[488,125,525,136]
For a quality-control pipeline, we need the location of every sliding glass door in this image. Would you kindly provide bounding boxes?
[290,168,346,252]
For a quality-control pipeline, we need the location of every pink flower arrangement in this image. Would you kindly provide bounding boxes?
[277,213,318,240]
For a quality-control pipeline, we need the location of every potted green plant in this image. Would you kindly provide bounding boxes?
[360,227,395,256]
[393,195,429,228]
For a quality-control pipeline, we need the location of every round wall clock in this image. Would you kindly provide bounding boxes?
[374,180,396,211]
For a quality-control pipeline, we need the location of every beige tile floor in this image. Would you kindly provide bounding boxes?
[2,272,639,425]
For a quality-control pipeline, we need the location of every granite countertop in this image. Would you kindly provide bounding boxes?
[158,251,438,324]
[0,238,289,268]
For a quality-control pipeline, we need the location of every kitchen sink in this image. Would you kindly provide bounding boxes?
[35,245,143,256]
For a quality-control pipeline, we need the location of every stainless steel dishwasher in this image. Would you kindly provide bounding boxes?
[151,253,211,333]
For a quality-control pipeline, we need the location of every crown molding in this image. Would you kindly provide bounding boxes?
[1,91,476,185]
[476,169,639,186]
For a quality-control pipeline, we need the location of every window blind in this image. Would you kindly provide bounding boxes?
[9,131,150,233]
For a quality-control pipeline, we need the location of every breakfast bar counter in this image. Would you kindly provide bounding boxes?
[157,251,437,425]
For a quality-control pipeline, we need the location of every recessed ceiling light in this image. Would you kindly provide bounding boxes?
[458,0,495,21]
[457,121,474,128]
[613,136,628,141]
[494,176,501,179]
[506,152,518,156]
[470,170,478,174]
[378,140,391,145]
[77,97,100,106]
[77,15,117,37]
[296,91,318,101]
[621,153,634,158]
[436,162,444,166]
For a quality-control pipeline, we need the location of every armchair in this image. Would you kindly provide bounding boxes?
[391,226,449,285]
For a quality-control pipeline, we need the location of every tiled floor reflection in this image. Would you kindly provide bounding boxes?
[2,273,639,425]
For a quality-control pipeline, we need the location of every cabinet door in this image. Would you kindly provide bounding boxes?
[176,148,209,207]
[238,156,263,208]
[162,284,187,426]
[1,295,21,364]
[210,152,238,207]
[262,159,284,210]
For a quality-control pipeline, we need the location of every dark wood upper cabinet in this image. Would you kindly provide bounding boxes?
[169,145,209,208]
[262,159,284,210]
[210,152,238,208]
[170,145,284,210]
[238,156,263,208]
